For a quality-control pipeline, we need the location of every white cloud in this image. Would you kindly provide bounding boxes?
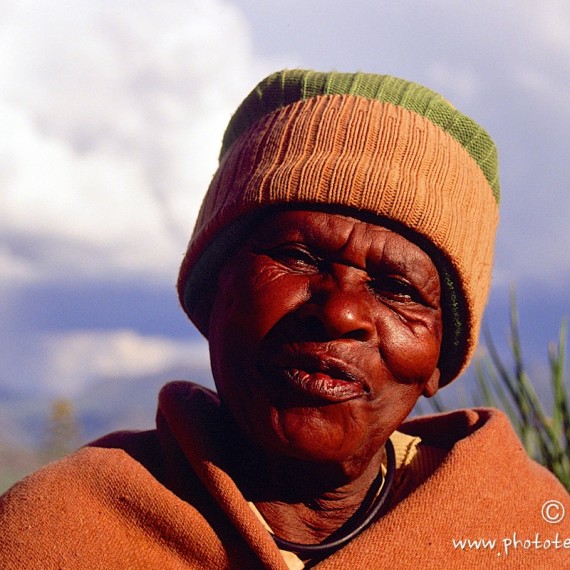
[40,329,211,396]
[0,0,272,284]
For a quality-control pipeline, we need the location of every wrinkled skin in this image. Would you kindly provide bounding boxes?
[208,209,443,542]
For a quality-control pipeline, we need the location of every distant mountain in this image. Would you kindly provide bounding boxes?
[75,365,215,442]
[0,364,215,452]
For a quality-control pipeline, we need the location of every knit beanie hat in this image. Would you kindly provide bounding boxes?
[177,69,500,386]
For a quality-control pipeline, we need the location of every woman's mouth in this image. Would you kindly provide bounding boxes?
[279,367,368,403]
[258,344,371,403]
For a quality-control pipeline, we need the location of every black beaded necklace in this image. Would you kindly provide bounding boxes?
[270,438,396,558]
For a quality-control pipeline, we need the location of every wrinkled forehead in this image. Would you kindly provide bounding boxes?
[244,208,439,280]
[249,203,439,254]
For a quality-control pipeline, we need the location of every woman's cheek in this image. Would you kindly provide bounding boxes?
[246,267,310,333]
[379,320,441,385]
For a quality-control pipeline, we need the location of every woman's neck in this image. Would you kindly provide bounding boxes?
[239,442,386,544]
[217,405,388,544]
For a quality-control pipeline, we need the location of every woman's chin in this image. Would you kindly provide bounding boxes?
[252,407,370,466]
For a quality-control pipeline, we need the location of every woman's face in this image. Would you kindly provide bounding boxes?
[208,210,442,469]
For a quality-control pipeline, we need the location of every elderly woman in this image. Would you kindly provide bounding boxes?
[1,70,569,569]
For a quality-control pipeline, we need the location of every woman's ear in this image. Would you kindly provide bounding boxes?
[422,368,440,398]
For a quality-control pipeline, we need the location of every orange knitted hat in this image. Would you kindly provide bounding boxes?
[177,70,500,385]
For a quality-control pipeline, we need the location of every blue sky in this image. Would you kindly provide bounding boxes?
[1,1,569,435]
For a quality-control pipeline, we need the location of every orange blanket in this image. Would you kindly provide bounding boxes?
[1,381,569,569]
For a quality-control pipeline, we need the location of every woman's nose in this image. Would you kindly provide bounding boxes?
[298,265,377,342]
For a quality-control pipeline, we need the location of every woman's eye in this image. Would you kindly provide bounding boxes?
[266,246,320,270]
[369,275,422,303]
